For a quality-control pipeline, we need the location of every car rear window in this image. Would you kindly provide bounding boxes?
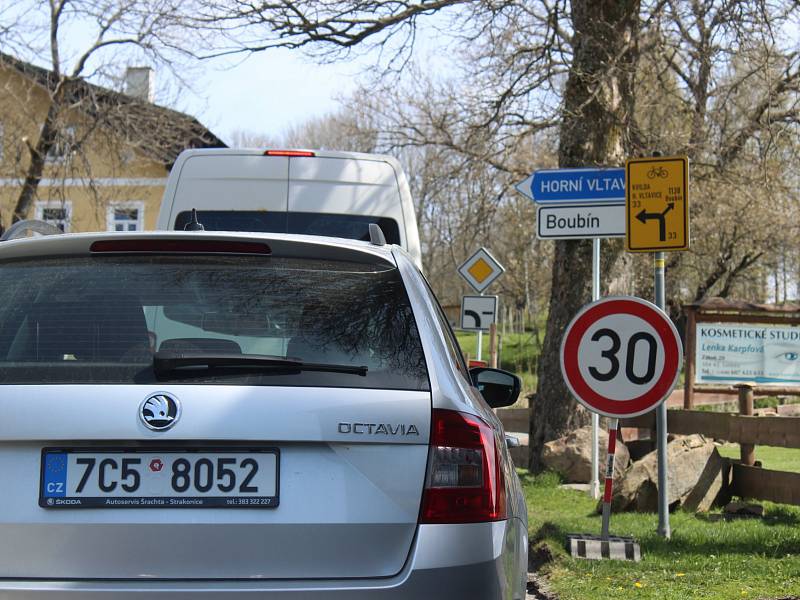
[0,254,428,390]
[174,211,402,245]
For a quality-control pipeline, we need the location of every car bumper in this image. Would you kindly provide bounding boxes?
[0,520,527,600]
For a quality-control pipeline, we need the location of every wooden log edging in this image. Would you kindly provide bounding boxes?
[619,410,800,449]
[496,406,800,506]
[730,463,800,506]
[497,409,800,449]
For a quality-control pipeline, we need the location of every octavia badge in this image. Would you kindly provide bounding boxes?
[140,393,181,431]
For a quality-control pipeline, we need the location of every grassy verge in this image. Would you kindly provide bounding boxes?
[521,470,800,600]
[456,331,541,400]
[717,444,800,473]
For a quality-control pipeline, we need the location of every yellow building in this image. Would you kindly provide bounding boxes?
[0,53,225,234]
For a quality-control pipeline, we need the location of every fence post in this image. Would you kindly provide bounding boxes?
[736,383,755,466]
[497,334,503,369]
[684,305,697,409]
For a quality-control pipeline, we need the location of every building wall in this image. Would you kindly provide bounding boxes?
[0,65,170,233]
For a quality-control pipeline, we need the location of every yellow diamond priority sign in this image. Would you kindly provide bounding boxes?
[626,156,690,252]
[468,259,494,284]
[458,247,505,293]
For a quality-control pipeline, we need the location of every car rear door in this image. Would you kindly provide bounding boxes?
[0,247,431,581]
[167,152,289,227]
[0,385,430,580]
[288,156,406,245]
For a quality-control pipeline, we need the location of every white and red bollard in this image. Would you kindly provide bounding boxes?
[566,419,641,561]
[600,419,619,539]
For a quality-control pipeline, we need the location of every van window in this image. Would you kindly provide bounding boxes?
[174,211,402,245]
[0,255,428,390]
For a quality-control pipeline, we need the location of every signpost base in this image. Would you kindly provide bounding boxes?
[566,534,641,562]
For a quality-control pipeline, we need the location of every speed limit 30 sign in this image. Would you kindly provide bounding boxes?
[560,296,682,419]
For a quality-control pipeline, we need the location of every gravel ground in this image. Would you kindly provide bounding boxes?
[526,572,558,599]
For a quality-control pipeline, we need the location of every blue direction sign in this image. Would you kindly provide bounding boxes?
[515,168,625,203]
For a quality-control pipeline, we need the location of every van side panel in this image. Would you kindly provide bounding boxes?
[165,154,290,228]
[288,157,406,246]
[391,165,422,268]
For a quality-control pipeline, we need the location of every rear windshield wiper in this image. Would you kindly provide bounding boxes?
[153,351,368,377]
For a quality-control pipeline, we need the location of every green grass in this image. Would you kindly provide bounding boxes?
[754,396,800,409]
[456,331,541,400]
[717,444,800,473]
[521,470,800,600]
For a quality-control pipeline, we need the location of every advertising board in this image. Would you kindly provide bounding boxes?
[695,322,800,385]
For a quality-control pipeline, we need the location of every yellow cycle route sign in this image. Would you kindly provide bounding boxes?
[625,156,689,252]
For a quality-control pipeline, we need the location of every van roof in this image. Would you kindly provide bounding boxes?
[172,148,405,169]
[0,231,398,267]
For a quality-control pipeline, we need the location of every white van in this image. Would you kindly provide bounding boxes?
[156,148,422,266]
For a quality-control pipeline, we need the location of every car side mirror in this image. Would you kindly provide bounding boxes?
[469,367,521,408]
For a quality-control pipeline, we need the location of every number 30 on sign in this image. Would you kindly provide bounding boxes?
[560,297,682,419]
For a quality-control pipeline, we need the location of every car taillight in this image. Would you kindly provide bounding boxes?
[263,150,315,157]
[420,409,507,524]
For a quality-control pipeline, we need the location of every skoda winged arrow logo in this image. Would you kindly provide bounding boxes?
[139,393,181,431]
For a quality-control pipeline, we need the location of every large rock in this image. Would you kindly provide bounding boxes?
[610,434,727,512]
[542,426,630,483]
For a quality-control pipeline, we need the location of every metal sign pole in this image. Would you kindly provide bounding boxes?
[654,252,671,538]
[591,238,601,499]
[476,292,484,362]
[457,248,504,364]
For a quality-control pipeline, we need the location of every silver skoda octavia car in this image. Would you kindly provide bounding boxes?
[0,230,528,599]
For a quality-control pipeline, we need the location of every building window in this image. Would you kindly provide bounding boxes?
[107,202,144,231]
[35,201,72,232]
[45,126,76,162]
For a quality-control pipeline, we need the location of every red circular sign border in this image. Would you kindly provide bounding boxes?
[561,297,681,418]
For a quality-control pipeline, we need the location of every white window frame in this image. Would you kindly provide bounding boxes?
[35,200,72,232]
[107,201,145,232]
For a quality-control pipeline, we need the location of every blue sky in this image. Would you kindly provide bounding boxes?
[180,49,365,145]
[172,17,454,145]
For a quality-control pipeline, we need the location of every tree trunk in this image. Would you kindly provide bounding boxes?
[529,0,640,471]
[13,84,66,223]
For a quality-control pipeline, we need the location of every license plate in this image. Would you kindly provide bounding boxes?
[40,448,279,508]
